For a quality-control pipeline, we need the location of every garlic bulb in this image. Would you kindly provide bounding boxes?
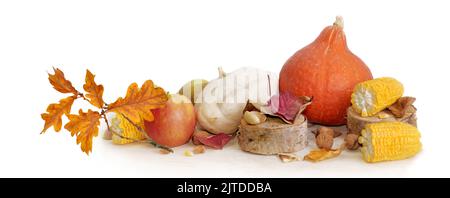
[195,67,278,134]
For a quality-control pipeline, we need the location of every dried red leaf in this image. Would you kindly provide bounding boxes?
[192,130,211,145]
[263,92,312,123]
[194,132,233,149]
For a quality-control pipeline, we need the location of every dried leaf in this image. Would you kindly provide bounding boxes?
[48,67,78,94]
[83,70,104,108]
[242,100,258,113]
[192,130,211,145]
[41,96,75,133]
[261,92,312,124]
[278,153,299,163]
[107,80,168,124]
[304,148,342,162]
[388,97,416,118]
[64,109,101,155]
[194,132,233,149]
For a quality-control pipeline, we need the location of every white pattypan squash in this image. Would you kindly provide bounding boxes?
[195,67,278,134]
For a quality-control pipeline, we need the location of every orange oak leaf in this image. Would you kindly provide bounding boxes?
[41,96,75,133]
[83,70,104,108]
[48,67,78,94]
[303,149,342,162]
[64,109,101,155]
[107,80,168,124]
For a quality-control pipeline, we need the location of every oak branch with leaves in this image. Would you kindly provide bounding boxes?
[41,68,172,155]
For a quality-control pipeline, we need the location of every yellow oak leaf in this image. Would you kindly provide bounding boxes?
[303,148,342,162]
[41,96,75,133]
[83,70,104,108]
[107,80,168,124]
[64,109,101,155]
[48,67,78,94]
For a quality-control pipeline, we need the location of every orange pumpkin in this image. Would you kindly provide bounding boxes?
[279,16,373,125]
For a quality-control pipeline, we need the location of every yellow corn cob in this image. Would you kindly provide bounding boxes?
[358,122,421,163]
[110,113,146,144]
[351,77,404,117]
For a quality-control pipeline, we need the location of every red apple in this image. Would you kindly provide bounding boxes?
[144,94,196,147]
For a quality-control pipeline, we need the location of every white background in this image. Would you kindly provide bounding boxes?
[0,0,449,177]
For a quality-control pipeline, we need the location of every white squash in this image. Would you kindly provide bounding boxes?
[195,67,279,134]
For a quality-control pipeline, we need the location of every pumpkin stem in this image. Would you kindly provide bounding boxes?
[333,16,344,29]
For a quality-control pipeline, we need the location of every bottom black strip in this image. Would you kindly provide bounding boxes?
[0,178,446,196]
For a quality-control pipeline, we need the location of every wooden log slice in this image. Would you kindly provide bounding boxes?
[237,115,308,155]
[347,107,417,135]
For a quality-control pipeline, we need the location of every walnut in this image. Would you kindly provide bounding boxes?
[313,127,341,137]
[345,134,360,150]
[315,127,335,150]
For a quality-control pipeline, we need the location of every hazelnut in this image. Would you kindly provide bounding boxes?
[345,134,360,150]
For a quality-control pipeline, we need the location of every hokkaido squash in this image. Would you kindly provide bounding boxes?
[279,16,373,125]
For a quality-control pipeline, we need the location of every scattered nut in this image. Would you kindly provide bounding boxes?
[184,150,194,157]
[278,153,299,163]
[159,149,171,154]
[193,145,205,154]
[345,134,360,150]
[243,111,267,125]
